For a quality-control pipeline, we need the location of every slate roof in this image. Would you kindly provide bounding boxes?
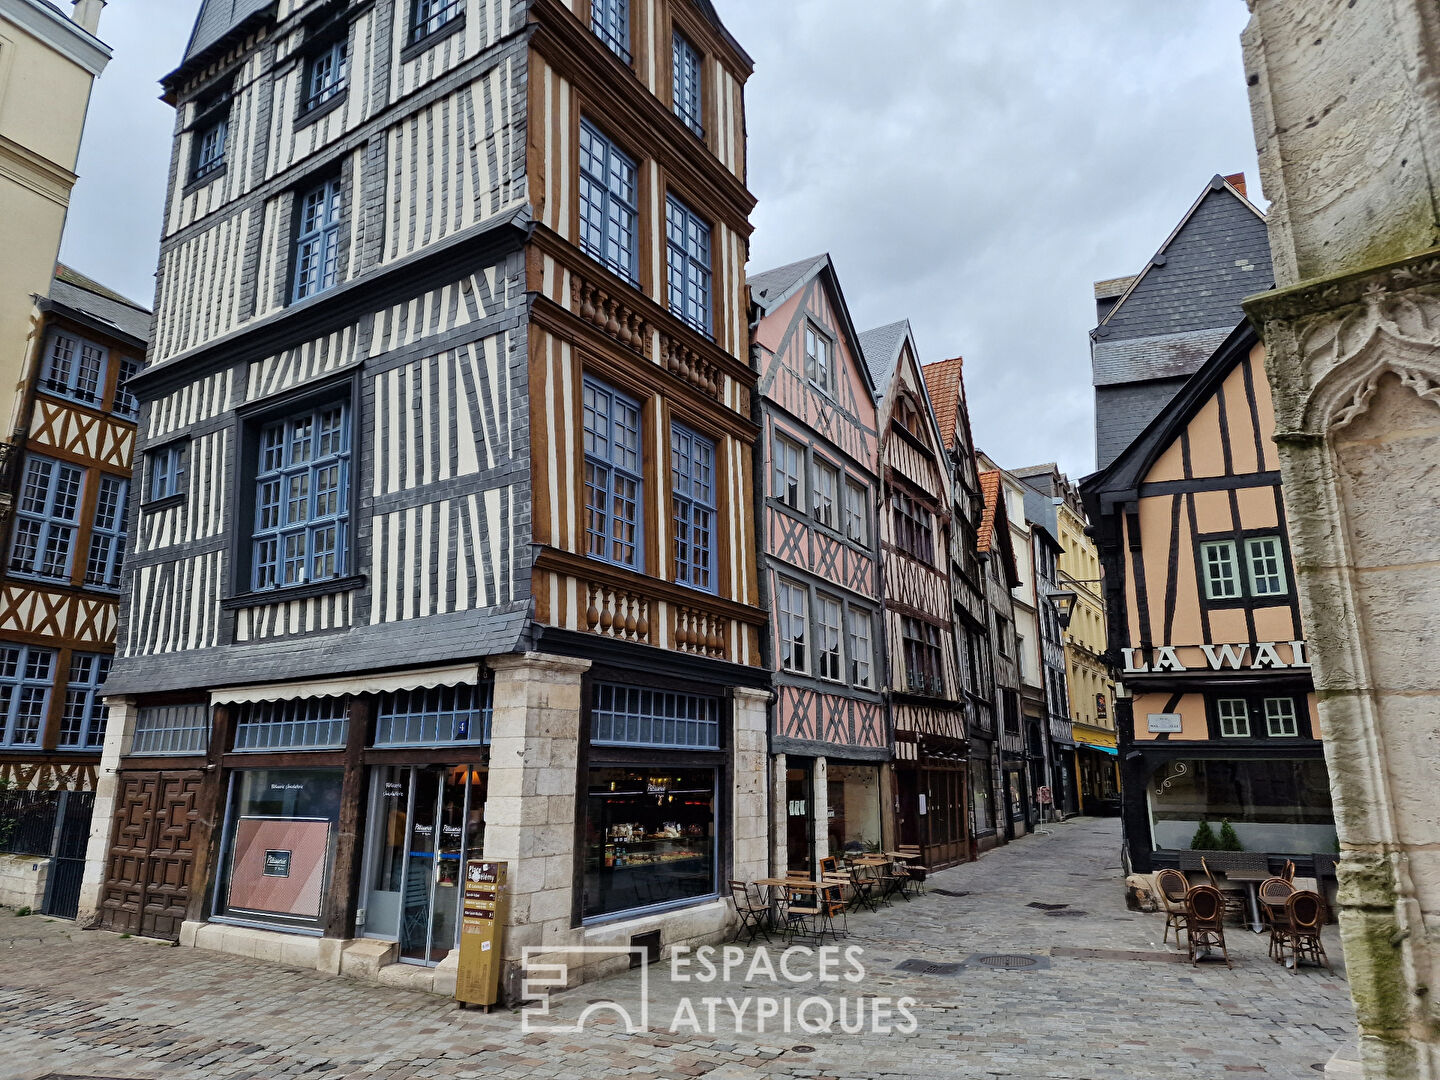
[183,0,275,64]
[858,319,910,391]
[748,254,829,316]
[49,264,152,344]
[920,356,964,451]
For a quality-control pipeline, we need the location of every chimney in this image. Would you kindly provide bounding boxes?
[1223,172,1247,198]
[71,0,105,34]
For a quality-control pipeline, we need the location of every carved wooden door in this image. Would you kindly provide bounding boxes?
[98,770,205,940]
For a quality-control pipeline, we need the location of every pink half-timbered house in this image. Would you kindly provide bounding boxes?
[750,256,885,873]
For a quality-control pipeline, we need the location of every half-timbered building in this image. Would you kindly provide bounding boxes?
[1082,323,1336,872]
[0,265,147,918]
[977,469,1027,846]
[750,254,884,873]
[862,320,969,870]
[82,0,764,997]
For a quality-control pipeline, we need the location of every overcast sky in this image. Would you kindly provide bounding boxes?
[59,0,1260,478]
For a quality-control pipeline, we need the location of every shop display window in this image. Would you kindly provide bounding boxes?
[214,768,343,929]
[1148,757,1337,853]
[826,763,883,855]
[583,767,716,919]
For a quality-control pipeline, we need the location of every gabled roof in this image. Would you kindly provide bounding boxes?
[748,252,876,398]
[920,356,964,451]
[1081,319,1259,515]
[978,470,1020,587]
[182,0,275,65]
[47,264,152,345]
[858,319,910,391]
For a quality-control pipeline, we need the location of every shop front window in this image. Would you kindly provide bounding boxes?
[826,763,883,856]
[583,767,715,919]
[1148,757,1337,853]
[215,768,344,929]
[970,766,994,835]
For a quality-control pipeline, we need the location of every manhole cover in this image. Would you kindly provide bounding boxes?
[792,1046,816,1054]
[968,954,1050,970]
[1044,909,1088,917]
[1027,902,1068,910]
[895,958,965,976]
[932,889,969,898]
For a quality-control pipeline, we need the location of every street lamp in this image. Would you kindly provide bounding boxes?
[1049,589,1078,629]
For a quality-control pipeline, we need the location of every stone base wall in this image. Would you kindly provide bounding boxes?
[0,853,48,910]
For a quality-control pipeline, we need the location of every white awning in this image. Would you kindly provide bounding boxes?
[210,663,482,706]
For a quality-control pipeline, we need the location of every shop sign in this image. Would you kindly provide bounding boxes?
[456,860,508,1009]
[1122,640,1309,674]
[263,849,292,877]
[1147,713,1183,733]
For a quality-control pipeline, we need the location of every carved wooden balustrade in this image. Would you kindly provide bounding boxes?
[658,334,722,401]
[585,581,652,643]
[673,605,728,659]
[574,276,651,359]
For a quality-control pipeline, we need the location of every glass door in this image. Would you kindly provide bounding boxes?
[400,769,442,961]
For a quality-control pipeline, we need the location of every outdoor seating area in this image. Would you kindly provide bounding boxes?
[731,851,929,943]
[1153,866,1333,972]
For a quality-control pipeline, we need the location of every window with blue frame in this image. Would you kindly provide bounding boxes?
[374,683,494,746]
[666,193,712,336]
[113,353,142,421]
[9,455,84,581]
[147,442,186,502]
[0,645,55,747]
[579,120,639,285]
[670,424,715,591]
[84,475,128,589]
[58,652,112,749]
[292,178,342,302]
[582,377,642,569]
[190,90,229,183]
[303,39,348,113]
[672,32,703,137]
[590,0,630,62]
[39,332,107,407]
[251,404,350,592]
[411,0,463,42]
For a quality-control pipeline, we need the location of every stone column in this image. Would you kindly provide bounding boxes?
[731,688,771,886]
[75,696,135,927]
[770,752,787,876]
[1243,4,1440,1075]
[485,652,589,993]
[812,755,829,863]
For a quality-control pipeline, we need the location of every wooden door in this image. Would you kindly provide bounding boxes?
[98,770,206,940]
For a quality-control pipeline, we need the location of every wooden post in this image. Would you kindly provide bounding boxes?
[323,695,371,939]
[184,703,231,924]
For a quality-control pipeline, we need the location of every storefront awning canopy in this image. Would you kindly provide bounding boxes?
[210,663,482,705]
[1075,740,1119,757]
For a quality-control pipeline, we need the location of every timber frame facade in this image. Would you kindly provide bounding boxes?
[750,254,885,874]
[82,0,766,998]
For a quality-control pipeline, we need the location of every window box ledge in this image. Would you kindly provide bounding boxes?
[182,163,227,197]
[142,493,186,514]
[295,89,348,130]
[221,573,366,611]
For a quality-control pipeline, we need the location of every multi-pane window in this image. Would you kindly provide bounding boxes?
[805,324,833,395]
[579,121,639,284]
[901,616,943,695]
[590,0,630,62]
[1264,697,1300,738]
[1217,698,1250,738]
[996,615,1010,656]
[812,460,838,529]
[672,32,703,137]
[666,193,712,336]
[233,697,348,751]
[0,646,54,747]
[848,607,873,688]
[252,404,350,592]
[132,703,210,756]
[85,476,128,589]
[190,90,229,183]
[816,596,843,681]
[582,378,642,569]
[773,436,803,510]
[293,178,342,301]
[375,683,493,747]
[776,579,808,673]
[892,492,935,563]
[113,353,142,420]
[671,424,715,591]
[844,481,867,544]
[303,40,348,113]
[148,442,186,502]
[1246,536,1287,597]
[1200,540,1242,600]
[59,652,112,749]
[591,683,720,750]
[39,332,107,407]
[412,0,463,42]
[10,456,84,581]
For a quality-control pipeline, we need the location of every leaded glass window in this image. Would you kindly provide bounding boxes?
[9,455,84,581]
[582,377,642,568]
[252,404,349,591]
[671,423,715,591]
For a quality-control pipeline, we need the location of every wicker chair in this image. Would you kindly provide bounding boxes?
[729,880,771,944]
[1155,868,1190,945]
[778,883,827,941]
[1258,877,1296,959]
[1276,891,1331,973]
[1185,884,1232,968]
[1282,859,1296,882]
[1201,856,1249,923]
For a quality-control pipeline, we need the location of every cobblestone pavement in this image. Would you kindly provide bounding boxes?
[3,817,1355,1079]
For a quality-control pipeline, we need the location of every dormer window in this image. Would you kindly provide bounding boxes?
[189,88,230,184]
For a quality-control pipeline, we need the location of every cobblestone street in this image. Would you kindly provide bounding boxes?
[3,817,1355,1080]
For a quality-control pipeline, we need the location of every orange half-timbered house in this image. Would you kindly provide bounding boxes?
[1082,323,1336,872]
[750,254,883,873]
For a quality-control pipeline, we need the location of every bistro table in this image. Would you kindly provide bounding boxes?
[754,877,847,938]
[1223,868,1271,933]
